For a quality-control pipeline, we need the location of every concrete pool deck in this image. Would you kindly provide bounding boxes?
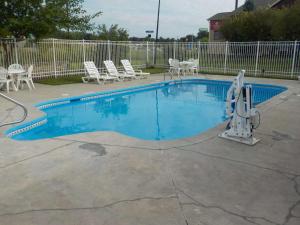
[0,74,299,225]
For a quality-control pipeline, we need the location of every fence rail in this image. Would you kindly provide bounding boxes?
[0,38,299,79]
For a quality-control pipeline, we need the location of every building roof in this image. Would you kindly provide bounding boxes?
[234,0,279,12]
[208,0,281,21]
[207,12,234,21]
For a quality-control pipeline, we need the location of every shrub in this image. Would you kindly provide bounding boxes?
[221,4,300,41]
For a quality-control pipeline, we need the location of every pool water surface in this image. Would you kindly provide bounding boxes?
[6,79,287,141]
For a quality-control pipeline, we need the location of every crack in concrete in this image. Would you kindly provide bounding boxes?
[282,199,300,225]
[1,132,298,224]
[176,187,280,225]
[282,176,300,225]
[170,149,300,225]
[0,105,18,124]
[293,176,300,196]
[53,137,163,151]
[161,143,191,225]
[173,147,300,178]
[164,135,218,150]
[52,137,298,179]
[54,134,217,152]
[256,131,300,143]
[0,195,177,217]
[0,142,76,170]
[171,178,190,225]
[171,179,209,225]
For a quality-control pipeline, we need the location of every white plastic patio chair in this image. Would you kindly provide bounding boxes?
[83,61,118,84]
[121,59,150,79]
[188,58,199,75]
[17,65,35,90]
[104,60,136,80]
[168,58,182,77]
[0,67,16,93]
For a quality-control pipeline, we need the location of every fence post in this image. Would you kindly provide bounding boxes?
[291,40,297,78]
[52,39,57,78]
[197,41,201,60]
[197,41,201,72]
[129,41,132,63]
[152,42,155,65]
[82,39,86,75]
[82,39,86,62]
[14,38,18,64]
[173,41,176,59]
[146,41,149,65]
[224,41,229,74]
[255,41,260,77]
[107,40,111,60]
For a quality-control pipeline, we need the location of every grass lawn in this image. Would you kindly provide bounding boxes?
[35,68,168,85]
[143,67,168,74]
[35,76,84,85]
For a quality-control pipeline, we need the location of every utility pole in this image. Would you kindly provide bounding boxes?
[154,0,161,64]
[235,0,238,9]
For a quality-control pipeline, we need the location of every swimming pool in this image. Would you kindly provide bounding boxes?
[6,79,287,141]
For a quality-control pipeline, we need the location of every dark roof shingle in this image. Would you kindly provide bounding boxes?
[207,12,233,21]
[234,0,278,12]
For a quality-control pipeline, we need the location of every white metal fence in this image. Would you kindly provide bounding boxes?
[0,38,299,79]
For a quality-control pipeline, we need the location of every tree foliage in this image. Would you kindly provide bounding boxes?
[52,30,98,40]
[179,34,196,42]
[97,24,129,41]
[243,0,255,12]
[0,0,101,39]
[197,29,209,42]
[179,29,209,42]
[221,4,300,41]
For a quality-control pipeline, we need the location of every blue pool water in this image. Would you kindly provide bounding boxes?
[7,79,286,141]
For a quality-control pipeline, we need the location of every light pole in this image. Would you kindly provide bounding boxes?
[235,0,238,9]
[154,0,161,64]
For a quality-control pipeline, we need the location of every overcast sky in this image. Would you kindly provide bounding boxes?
[84,0,243,38]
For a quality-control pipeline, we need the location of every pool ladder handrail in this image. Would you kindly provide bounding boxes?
[0,93,28,128]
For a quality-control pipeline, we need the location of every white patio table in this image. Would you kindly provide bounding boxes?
[179,61,194,76]
[8,69,26,91]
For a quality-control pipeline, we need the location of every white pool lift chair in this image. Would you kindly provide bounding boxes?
[219,70,260,145]
[104,60,136,80]
[83,61,118,84]
[121,59,150,79]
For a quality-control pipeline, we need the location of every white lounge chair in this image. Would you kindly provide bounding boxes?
[0,67,16,93]
[104,60,136,80]
[121,59,150,79]
[17,65,35,90]
[83,61,117,84]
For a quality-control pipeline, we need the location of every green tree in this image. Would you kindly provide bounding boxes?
[221,4,300,41]
[271,4,300,40]
[197,29,209,42]
[179,34,196,42]
[0,0,101,39]
[221,10,278,41]
[97,24,129,41]
[243,0,255,12]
